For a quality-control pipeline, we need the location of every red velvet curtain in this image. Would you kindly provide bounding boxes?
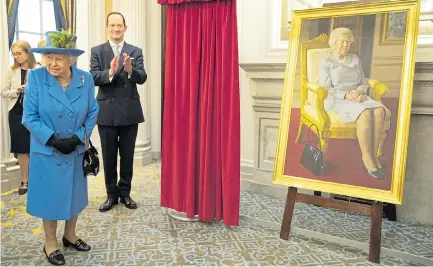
[159,0,240,226]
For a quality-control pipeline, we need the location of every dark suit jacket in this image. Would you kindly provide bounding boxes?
[90,41,147,126]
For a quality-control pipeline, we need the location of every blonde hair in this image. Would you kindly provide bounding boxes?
[38,40,46,48]
[329,27,355,48]
[10,40,38,70]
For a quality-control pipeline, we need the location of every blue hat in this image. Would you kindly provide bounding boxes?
[31,30,84,56]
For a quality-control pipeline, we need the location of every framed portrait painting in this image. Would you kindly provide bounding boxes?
[272,0,420,204]
[380,12,408,44]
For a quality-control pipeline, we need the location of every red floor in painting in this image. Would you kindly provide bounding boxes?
[284,98,399,191]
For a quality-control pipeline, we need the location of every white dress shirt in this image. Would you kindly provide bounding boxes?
[108,40,131,81]
[109,40,124,56]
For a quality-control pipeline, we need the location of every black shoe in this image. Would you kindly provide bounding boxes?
[120,196,137,209]
[99,197,119,212]
[18,182,28,195]
[361,161,385,180]
[62,237,91,251]
[43,247,65,266]
[378,165,387,176]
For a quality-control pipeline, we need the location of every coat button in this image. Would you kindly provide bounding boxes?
[57,162,61,166]
[66,129,71,133]
[68,113,74,118]
[57,113,62,118]
[67,161,72,165]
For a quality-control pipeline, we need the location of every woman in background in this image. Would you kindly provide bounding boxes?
[1,40,40,195]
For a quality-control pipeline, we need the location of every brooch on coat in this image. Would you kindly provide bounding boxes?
[81,75,85,85]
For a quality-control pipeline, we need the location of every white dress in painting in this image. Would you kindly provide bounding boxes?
[318,53,384,123]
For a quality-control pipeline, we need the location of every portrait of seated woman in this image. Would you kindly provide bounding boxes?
[318,27,387,180]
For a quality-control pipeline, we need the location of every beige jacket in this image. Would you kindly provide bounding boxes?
[1,68,23,111]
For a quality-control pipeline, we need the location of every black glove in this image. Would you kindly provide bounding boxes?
[62,135,83,147]
[47,135,75,154]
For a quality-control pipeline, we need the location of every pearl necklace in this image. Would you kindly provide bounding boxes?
[57,74,72,90]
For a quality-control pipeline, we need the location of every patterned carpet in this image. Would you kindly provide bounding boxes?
[0,162,429,266]
[240,193,433,261]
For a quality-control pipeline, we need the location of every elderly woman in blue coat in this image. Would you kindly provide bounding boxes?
[22,30,99,266]
[319,27,387,180]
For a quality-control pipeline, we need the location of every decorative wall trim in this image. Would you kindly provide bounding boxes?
[251,78,285,83]
[240,63,286,72]
[257,118,280,172]
[411,107,433,115]
[252,105,283,113]
[241,159,255,168]
[262,125,278,163]
[252,95,284,101]
[415,62,433,72]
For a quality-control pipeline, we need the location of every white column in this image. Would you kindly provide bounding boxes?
[1,2,20,192]
[112,0,162,164]
[76,0,106,71]
[75,0,106,151]
[147,0,162,160]
[1,1,11,162]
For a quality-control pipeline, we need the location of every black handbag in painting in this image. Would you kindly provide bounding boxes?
[300,124,325,176]
[83,134,100,177]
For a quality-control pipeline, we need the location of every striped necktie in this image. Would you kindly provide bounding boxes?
[114,44,121,56]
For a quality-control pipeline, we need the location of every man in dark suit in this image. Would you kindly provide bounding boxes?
[90,12,147,212]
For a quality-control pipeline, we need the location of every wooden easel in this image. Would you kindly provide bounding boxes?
[280,187,383,263]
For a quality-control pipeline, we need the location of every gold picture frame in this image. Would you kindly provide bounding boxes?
[380,12,408,45]
[272,0,420,205]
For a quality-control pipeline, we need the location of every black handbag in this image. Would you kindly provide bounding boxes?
[300,124,325,176]
[83,136,100,177]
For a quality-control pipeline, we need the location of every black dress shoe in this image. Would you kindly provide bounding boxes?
[120,196,137,209]
[378,165,387,175]
[361,161,385,180]
[99,197,119,212]
[43,247,65,266]
[18,182,28,195]
[62,237,91,251]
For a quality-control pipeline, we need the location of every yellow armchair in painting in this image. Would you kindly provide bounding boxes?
[295,33,391,157]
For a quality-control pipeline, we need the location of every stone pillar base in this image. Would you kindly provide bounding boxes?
[134,141,152,166]
[1,158,21,193]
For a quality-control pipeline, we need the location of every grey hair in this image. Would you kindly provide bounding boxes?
[69,55,78,65]
[329,27,355,48]
[40,53,79,65]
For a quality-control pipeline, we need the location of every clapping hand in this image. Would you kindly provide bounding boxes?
[109,55,120,77]
[123,53,132,75]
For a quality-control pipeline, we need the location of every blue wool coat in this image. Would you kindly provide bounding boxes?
[22,65,99,220]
